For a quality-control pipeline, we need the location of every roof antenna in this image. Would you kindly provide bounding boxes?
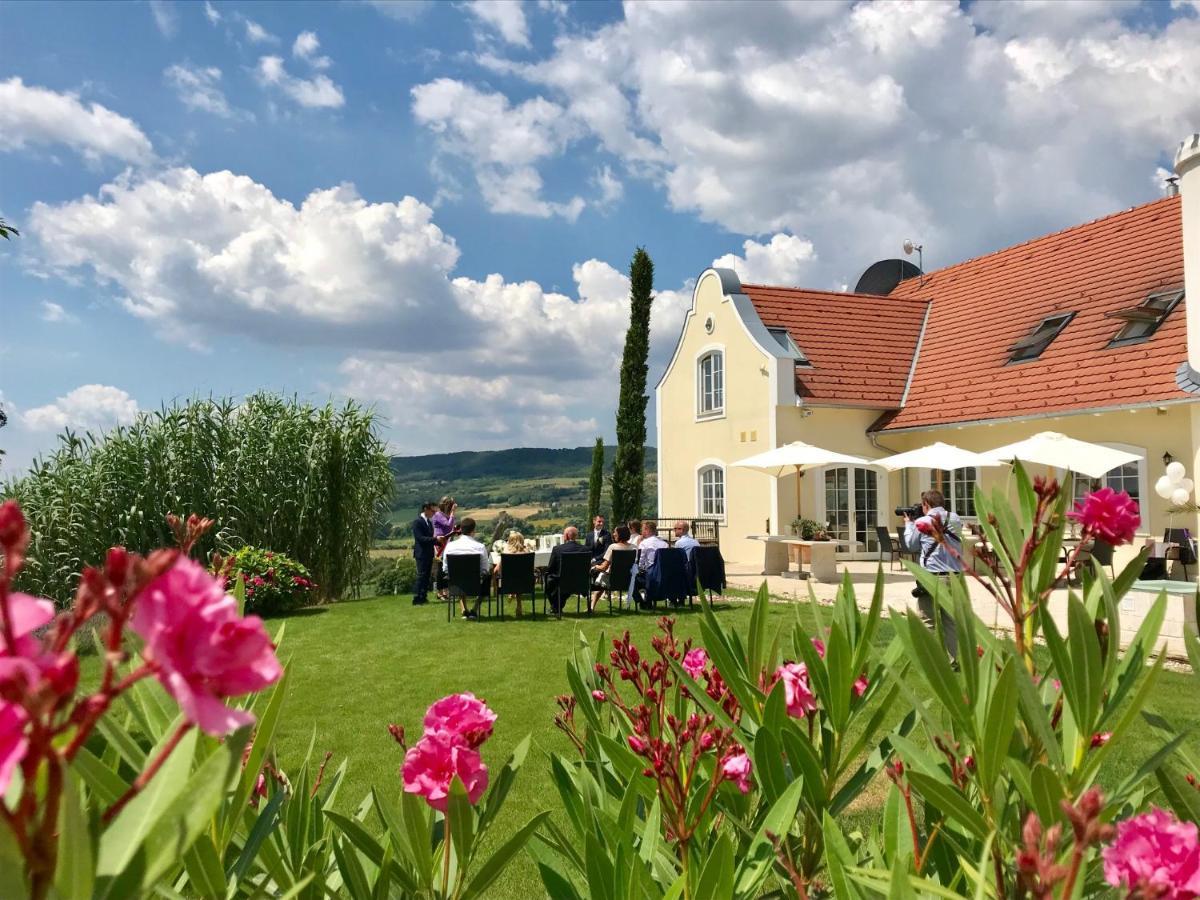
[903,239,924,286]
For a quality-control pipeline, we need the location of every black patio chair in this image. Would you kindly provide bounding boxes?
[693,544,726,602]
[446,553,486,622]
[876,526,903,570]
[497,552,537,618]
[1165,528,1197,580]
[601,549,637,614]
[547,552,592,618]
[645,548,691,609]
[1090,539,1115,579]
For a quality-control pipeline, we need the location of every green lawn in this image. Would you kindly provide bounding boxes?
[261,591,1200,899]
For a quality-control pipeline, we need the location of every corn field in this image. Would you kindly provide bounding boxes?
[2,394,394,606]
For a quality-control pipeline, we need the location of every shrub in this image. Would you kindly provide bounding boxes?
[2,393,393,606]
[376,556,418,596]
[223,545,317,616]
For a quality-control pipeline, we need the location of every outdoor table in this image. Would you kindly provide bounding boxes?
[489,550,552,567]
[746,535,860,582]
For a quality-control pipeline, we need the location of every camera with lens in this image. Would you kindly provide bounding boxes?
[894,504,923,520]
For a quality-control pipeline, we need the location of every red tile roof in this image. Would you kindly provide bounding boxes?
[881,196,1187,430]
[740,285,929,408]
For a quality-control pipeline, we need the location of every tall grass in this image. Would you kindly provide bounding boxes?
[2,394,393,606]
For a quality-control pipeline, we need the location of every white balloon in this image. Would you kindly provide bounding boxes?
[1172,487,1191,506]
[1156,475,1175,499]
[1167,461,1187,482]
[1182,478,1195,493]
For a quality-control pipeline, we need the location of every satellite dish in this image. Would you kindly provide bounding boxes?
[853,258,922,295]
[902,239,916,256]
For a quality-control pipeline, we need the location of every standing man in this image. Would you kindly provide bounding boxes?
[585,514,612,562]
[412,500,437,605]
[903,489,963,663]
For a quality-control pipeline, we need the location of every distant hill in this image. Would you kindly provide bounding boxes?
[385,446,657,527]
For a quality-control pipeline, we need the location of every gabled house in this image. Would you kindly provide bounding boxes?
[656,133,1200,571]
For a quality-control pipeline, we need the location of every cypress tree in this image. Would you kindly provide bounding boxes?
[611,247,653,523]
[587,437,604,523]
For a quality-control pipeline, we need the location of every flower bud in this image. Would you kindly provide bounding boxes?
[0,501,27,549]
[105,546,131,587]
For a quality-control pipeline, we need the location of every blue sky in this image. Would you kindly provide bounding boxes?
[2,0,1198,472]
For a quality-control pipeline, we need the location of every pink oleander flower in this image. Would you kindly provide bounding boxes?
[628,734,648,754]
[915,519,935,536]
[1091,731,1112,749]
[721,750,753,794]
[0,591,55,656]
[811,638,826,658]
[401,730,489,812]
[422,692,497,749]
[1103,808,1200,898]
[592,690,607,703]
[131,557,283,736]
[0,701,29,796]
[1068,487,1140,547]
[774,662,818,718]
[853,674,869,697]
[682,648,708,679]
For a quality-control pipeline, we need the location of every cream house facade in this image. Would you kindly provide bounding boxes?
[658,134,1200,573]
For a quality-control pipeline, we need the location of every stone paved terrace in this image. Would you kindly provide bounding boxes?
[724,559,1199,661]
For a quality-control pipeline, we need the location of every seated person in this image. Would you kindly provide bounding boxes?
[544,526,591,613]
[673,521,700,559]
[630,521,669,607]
[442,517,491,620]
[497,530,532,616]
[590,525,633,611]
[627,519,643,547]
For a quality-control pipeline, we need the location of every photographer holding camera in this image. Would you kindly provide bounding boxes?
[902,489,962,663]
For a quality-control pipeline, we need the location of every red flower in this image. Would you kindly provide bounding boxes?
[1068,487,1140,546]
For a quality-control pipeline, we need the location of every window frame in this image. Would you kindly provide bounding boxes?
[1106,288,1184,348]
[924,466,979,520]
[1068,444,1146,517]
[695,347,725,420]
[696,461,727,522]
[766,327,812,367]
[1007,312,1076,364]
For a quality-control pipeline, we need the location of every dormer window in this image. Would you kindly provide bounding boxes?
[1007,312,1075,363]
[767,327,812,367]
[1106,288,1183,347]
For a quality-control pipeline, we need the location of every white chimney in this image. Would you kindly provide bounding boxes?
[1176,134,1200,372]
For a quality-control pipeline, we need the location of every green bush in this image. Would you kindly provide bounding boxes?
[224,545,317,616]
[2,393,393,606]
[376,557,418,596]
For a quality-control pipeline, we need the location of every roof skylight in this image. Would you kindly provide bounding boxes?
[1007,312,1075,363]
[767,327,812,367]
[1106,288,1184,347]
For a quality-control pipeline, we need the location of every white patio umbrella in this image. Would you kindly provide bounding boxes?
[872,441,1004,472]
[732,441,873,532]
[981,431,1141,480]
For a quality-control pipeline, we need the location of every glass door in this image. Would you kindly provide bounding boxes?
[823,467,880,555]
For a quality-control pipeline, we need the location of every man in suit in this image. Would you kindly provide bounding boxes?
[545,525,591,613]
[412,501,437,605]
[584,514,612,562]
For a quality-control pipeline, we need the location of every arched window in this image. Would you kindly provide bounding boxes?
[697,351,724,417]
[698,465,726,519]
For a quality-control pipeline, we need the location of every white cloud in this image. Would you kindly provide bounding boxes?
[592,165,623,209]
[449,1,1200,287]
[29,167,460,348]
[203,1,221,24]
[149,0,179,37]
[0,77,153,165]
[292,30,331,69]
[257,56,344,108]
[712,234,817,286]
[242,16,277,43]
[165,64,247,119]
[21,385,139,433]
[411,78,584,218]
[40,301,79,324]
[365,0,431,21]
[465,0,530,47]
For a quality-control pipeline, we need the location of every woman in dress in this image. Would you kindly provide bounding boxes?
[432,496,459,599]
[590,525,632,611]
[497,529,532,616]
